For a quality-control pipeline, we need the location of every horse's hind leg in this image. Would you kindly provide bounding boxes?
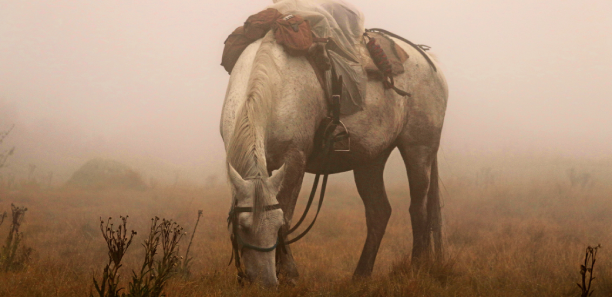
[428,156,443,261]
[397,143,437,266]
[353,150,393,278]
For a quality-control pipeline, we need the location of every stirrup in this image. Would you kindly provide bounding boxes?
[324,120,350,152]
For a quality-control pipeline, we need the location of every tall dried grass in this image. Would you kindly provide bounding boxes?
[0,164,610,296]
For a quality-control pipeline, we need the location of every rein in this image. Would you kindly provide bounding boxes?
[284,69,344,244]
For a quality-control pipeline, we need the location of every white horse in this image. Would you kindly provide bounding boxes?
[221,30,448,286]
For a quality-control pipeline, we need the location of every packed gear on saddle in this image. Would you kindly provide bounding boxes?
[220,0,432,113]
[221,8,282,73]
[221,0,367,115]
[274,14,313,55]
[364,33,411,97]
[270,0,368,115]
[244,8,282,40]
[221,27,253,74]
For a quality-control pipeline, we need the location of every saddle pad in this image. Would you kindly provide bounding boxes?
[364,32,409,77]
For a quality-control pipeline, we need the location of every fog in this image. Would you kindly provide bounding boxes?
[1,0,610,185]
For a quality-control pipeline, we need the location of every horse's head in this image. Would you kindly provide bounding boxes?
[227,163,286,287]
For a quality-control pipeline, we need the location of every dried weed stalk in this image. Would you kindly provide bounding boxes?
[92,215,185,297]
[92,216,137,297]
[128,217,184,296]
[178,209,203,278]
[578,244,601,297]
[0,124,15,170]
[0,204,32,271]
[0,211,7,227]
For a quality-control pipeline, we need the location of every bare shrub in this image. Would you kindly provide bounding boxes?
[91,215,184,297]
[67,159,147,191]
[0,204,32,271]
[567,168,592,189]
[578,244,600,297]
[127,217,184,296]
[177,209,203,278]
[91,216,137,297]
[0,212,6,227]
[0,125,15,170]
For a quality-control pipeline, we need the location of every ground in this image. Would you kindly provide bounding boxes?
[0,162,611,296]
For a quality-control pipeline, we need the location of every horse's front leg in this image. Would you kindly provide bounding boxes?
[353,150,393,278]
[272,150,306,284]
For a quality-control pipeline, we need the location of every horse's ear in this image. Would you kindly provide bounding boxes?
[227,164,247,191]
[269,163,286,191]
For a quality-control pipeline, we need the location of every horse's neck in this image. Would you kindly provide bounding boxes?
[228,104,270,179]
[227,35,280,179]
[225,32,322,179]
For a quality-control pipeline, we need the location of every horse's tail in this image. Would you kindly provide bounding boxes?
[427,155,443,261]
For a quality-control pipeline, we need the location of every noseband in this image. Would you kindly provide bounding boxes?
[228,198,284,283]
[229,204,282,251]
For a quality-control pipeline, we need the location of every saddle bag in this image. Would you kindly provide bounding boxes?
[221,26,252,74]
[244,8,282,40]
[274,14,313,56]
[221,8,282,74]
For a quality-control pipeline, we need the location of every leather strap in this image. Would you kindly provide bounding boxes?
[365,28,437,72]
[233,204,282,214]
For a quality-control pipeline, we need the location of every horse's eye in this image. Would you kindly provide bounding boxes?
[238,223,250,232]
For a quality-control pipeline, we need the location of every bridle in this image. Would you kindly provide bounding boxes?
[227,198,284,283]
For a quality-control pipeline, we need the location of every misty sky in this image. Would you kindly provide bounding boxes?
[0,0,610,183]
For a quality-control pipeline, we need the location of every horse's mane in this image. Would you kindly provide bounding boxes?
[227,32,280,228]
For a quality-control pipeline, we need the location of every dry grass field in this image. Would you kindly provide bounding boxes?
[0,160,611,297]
